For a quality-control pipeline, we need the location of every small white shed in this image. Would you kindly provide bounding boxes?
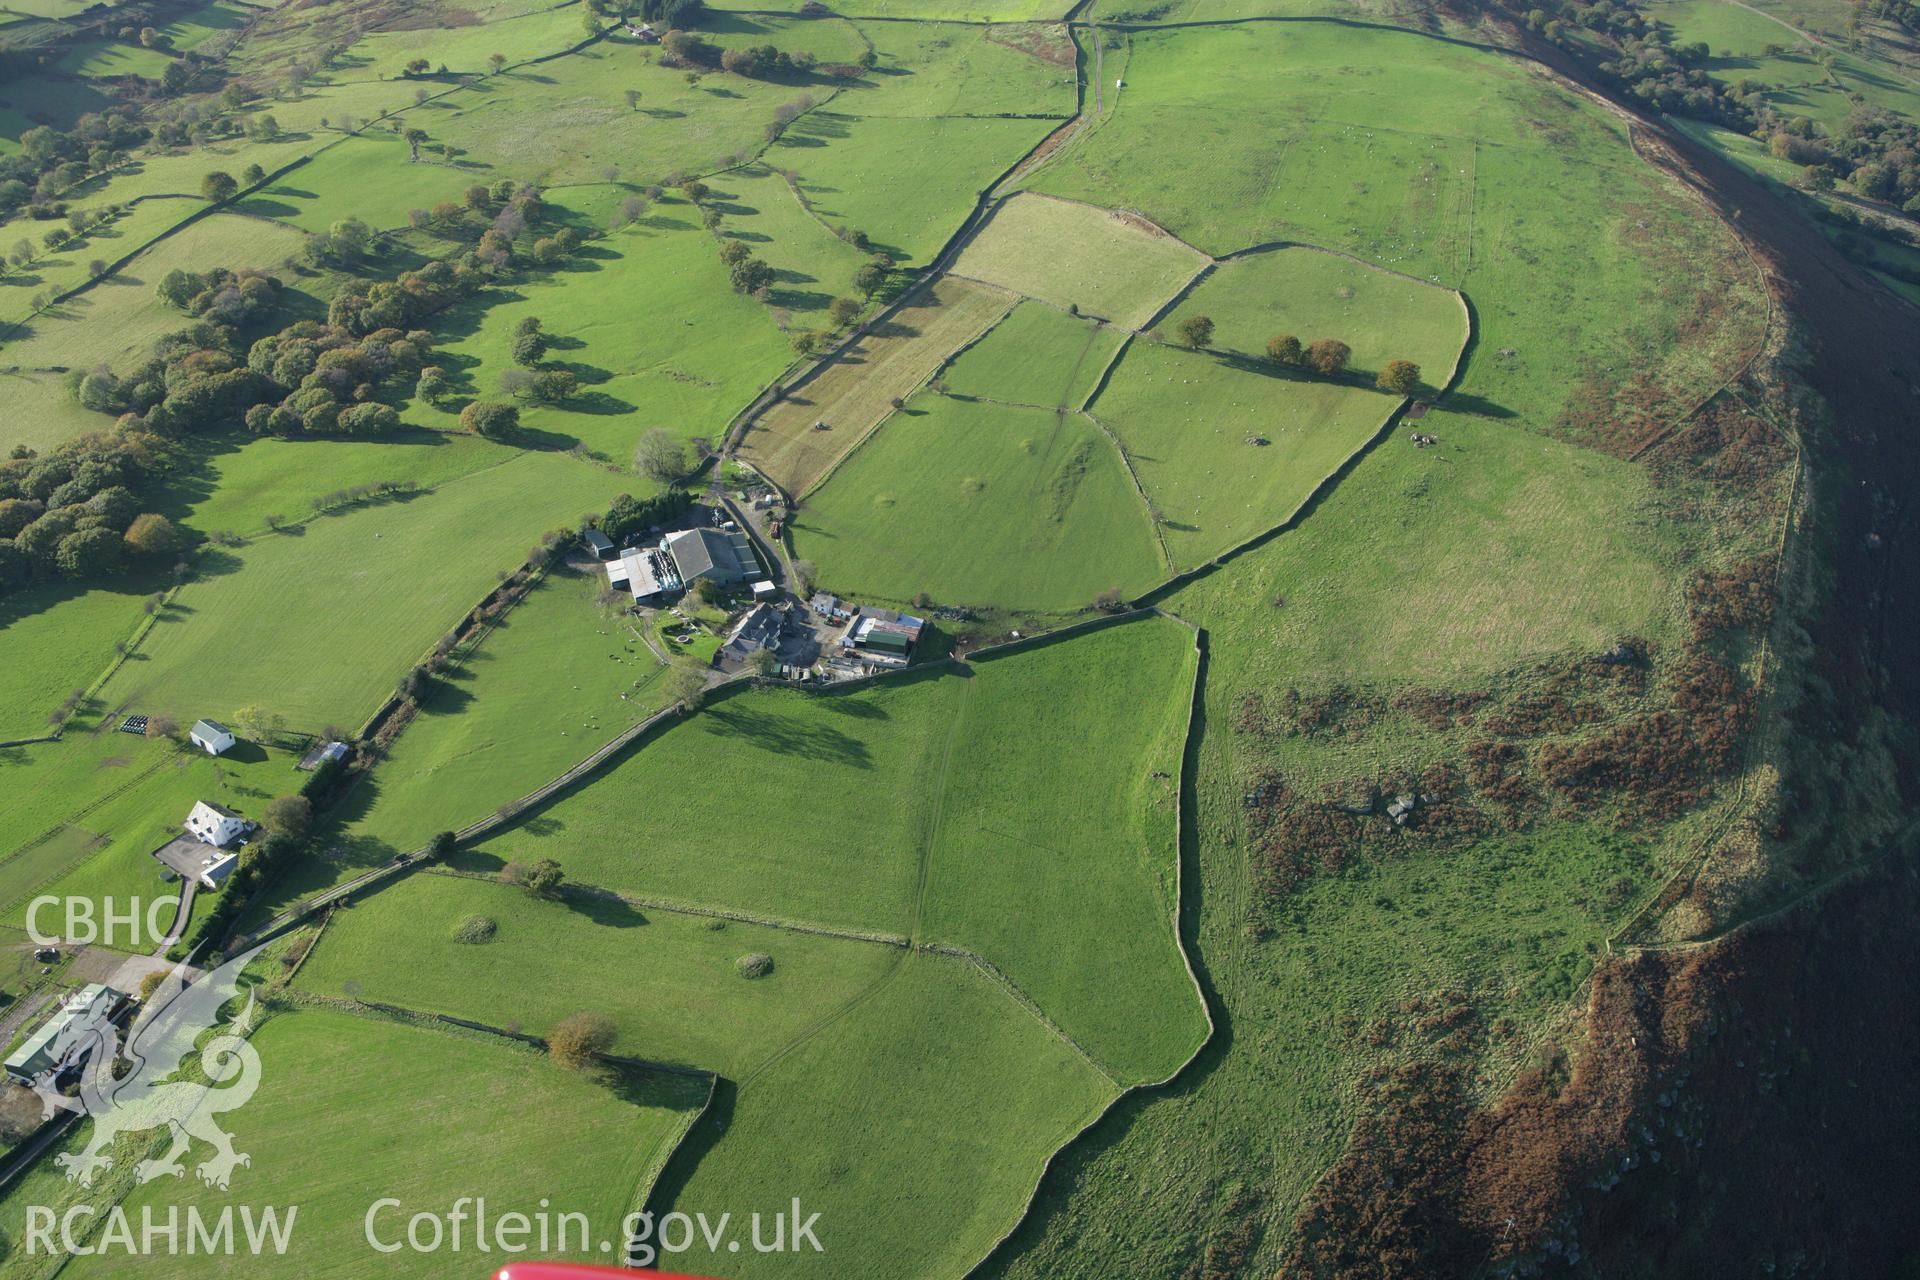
[189,719,235,756]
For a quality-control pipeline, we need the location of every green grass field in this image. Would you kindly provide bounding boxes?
[738,275,1014,494]
[1091,338,1398,570]
[776,113,1060,266]
[321,565,667,858]
[102,452,627,732]
[52,41,178,79]
[706,162,870,331]
[940,300,1128,409]
[173,430,515,539]
[36,1007,708,1280]
[0,196,197,333]
[661,951,1116,1280]
[922,619,1204,1083]
[246,136,476,232]
[1171,247,1470,389]
[341,2,583,81]
[952,192,1208,329]
[709,0,1074,16]
[435,616,1208,1083]
[156,0,253,51]
[458,672,963,932]
[0,575,157,739]
[847,20,1077,116]
[792,391,1165,611]
[403,189,793,460]
[1160,404,1692,682]
[1023,22,1767,440]
[409,40,799,187]
[297,871,904,1075]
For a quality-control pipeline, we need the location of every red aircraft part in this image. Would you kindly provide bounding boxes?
[493,1266,723,1280]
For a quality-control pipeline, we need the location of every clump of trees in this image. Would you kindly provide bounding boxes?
[597,486,692,542]
[460,400,521,439]
[1263,333,1351,377]
[0,435,177,596]
[156,266,281,327]
[0,112,149,215]
[719,43,817,79]
[1306,338,1351,376]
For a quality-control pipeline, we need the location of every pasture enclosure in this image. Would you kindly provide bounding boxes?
[921,617,1205,1083]
[792,392,1164,611]
[708,163,870,332]
[661,951,1118,1280]
[297,871,904,1076]
[1023,22,1767,440]
[951,192,1209,330]
[0,575,157,739]
[940,300,1128,410]
[103,453,627,732]
[736,276,1014,494]
[1091,338,1399,571]
[43,1007,707,1280]
[775,113,1061,266]
[403,189,794,460]
[1162,404,1694,682]
[1171,246,1469,387]
[463,671,965,933]
[317,565,670,863]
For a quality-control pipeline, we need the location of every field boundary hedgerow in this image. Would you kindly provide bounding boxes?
[424,864,916,948]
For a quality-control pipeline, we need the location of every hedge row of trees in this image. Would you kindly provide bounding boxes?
[1171,316,1424,393]
[598,486,692,543]
[0,436,178,596]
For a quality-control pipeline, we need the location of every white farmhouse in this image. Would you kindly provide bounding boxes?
[184,800,249,849]
[189,719,235,756]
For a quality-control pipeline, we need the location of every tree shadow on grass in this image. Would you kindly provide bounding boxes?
[559,390,635,416]
[561,890,647,929]
[233,196,302,219]
[695,704,873,768]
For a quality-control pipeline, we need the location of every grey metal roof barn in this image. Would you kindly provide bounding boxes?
[664,528,756,585]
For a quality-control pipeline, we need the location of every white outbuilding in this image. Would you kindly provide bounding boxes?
[189,719,235,756]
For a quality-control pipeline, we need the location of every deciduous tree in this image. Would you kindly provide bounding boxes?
[1376,359,1421,395]
[1266,334,1302,365]
[1177,314,1214,350]
[1307,338,1351,376]
[460,400,520,439]
[263,794,312,840]
[547,1011,613,1070]
[634,427,688,483]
